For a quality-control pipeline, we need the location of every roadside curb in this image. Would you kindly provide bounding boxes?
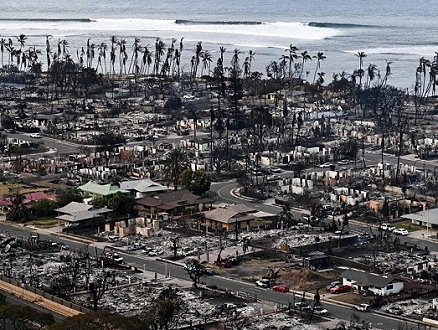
[156,257,185,267]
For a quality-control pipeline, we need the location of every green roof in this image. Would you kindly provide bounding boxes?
[79,181,129,196]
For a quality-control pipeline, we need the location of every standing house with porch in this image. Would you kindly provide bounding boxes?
[119,178,170,199]
[55,201,113,229]
[340,269,404,296]
[202,204,257,235]
[135,190,210,218]
[78,181,129,198]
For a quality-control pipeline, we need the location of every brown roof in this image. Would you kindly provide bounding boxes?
[136,190,202,211]
[204,207,256,224]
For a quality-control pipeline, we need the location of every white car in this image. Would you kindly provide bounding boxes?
[393,228,409,236]
[355,303,371,312]
[255,279,271,288]
[30,133,41,138]
[379,223,396,231]
[319,162,333,168]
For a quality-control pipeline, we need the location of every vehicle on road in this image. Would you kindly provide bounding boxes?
[337,160,349,165]
[272,284,289,293]
[326,281,341,291]
[255,279,271,288]
[393,228,409,236]
[58,242,70,250]
[379,223,396,231]
[30,133,41,138]
[267,174,281,181]
[295,301,311,311]
[313,306,329,315]
[386,307,403,315]
[355,303,371,312]
[319,162,334,168]
[203,267,216,276]
[330,285,351,294]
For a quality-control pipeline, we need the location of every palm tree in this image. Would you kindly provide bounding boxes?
[0,38,6,68]
[45,35,52,72]
[286,44,298,78]
[16,34,27,51]
[278,203,295,228]
[163,148,187,190]
[299,51,312,80]
[153,38,165,75]
[355,51,367,87]
[312,51,326,84]
[97,42,107,73]
[193,41,203,78]
[110,36,118,75]
[366,63,379,88]
[201,49,212,77]
[6,190,28,223]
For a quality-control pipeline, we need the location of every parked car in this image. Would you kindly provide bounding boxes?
[330,285,351,294]
[379,223,396,231]
[393,228,409,236]
[295,301,311,311]
[326,281,341,291]
[255,279,271,288]
[30,133,41,138]
[313,306,329,315]
[58,242,70,250]
[355,303,371,312]
[203,267,216,276]
[319,162,333,168]
[337,160,349,165]
[272,284,289,293]
[386,307,403,315]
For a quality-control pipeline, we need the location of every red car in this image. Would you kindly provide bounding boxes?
[272,285,290,293]
[330,285,351,294]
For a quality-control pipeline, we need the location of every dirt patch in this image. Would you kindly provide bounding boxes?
[0,183,48,198]
[326,292,370,305]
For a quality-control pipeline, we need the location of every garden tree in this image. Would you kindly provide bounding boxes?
[89,271,112,312]
[164,95,182,111]
[211,145,227,174]
[179,169,211,196]
[162,148,187,190]
[278,203,295,228]
[247,106,272,153]
[0,304,54,330]
[30,198,57,217]
[6,189,28,223]
[236,170,252,193]
[108,192,136,215]
[47,311,143,330]
[139,286,186,330]
[92,129,126,156]
[56,187,83,207]
[184,258,205,288]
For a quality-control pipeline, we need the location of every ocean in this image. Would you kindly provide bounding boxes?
[0,0,436,91]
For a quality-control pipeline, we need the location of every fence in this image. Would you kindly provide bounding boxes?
[0,274,91,314]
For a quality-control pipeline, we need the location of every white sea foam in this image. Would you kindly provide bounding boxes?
[0,18,341,41]
[345,46,438,57]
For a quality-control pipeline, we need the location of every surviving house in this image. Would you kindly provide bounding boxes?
[135,190,210,216]
[202,204,258,235]
[340,268,404,296]
[119,178,169,199]
[0,191,57,213]
[55,201,113,229]
[78,181,129,198]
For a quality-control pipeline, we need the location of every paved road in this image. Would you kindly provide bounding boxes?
[0,222,427,329]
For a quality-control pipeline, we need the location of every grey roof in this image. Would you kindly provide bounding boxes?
[55,202,92,214]
[401,209,438,225]
[340,269,399,288]
[56,206,112,222]
[120,179,169,193]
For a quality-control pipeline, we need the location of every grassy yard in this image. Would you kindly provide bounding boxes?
[394,220,422,232]
[26,218,61,229]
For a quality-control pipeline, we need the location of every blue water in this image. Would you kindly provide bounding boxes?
[0,0,436,90]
